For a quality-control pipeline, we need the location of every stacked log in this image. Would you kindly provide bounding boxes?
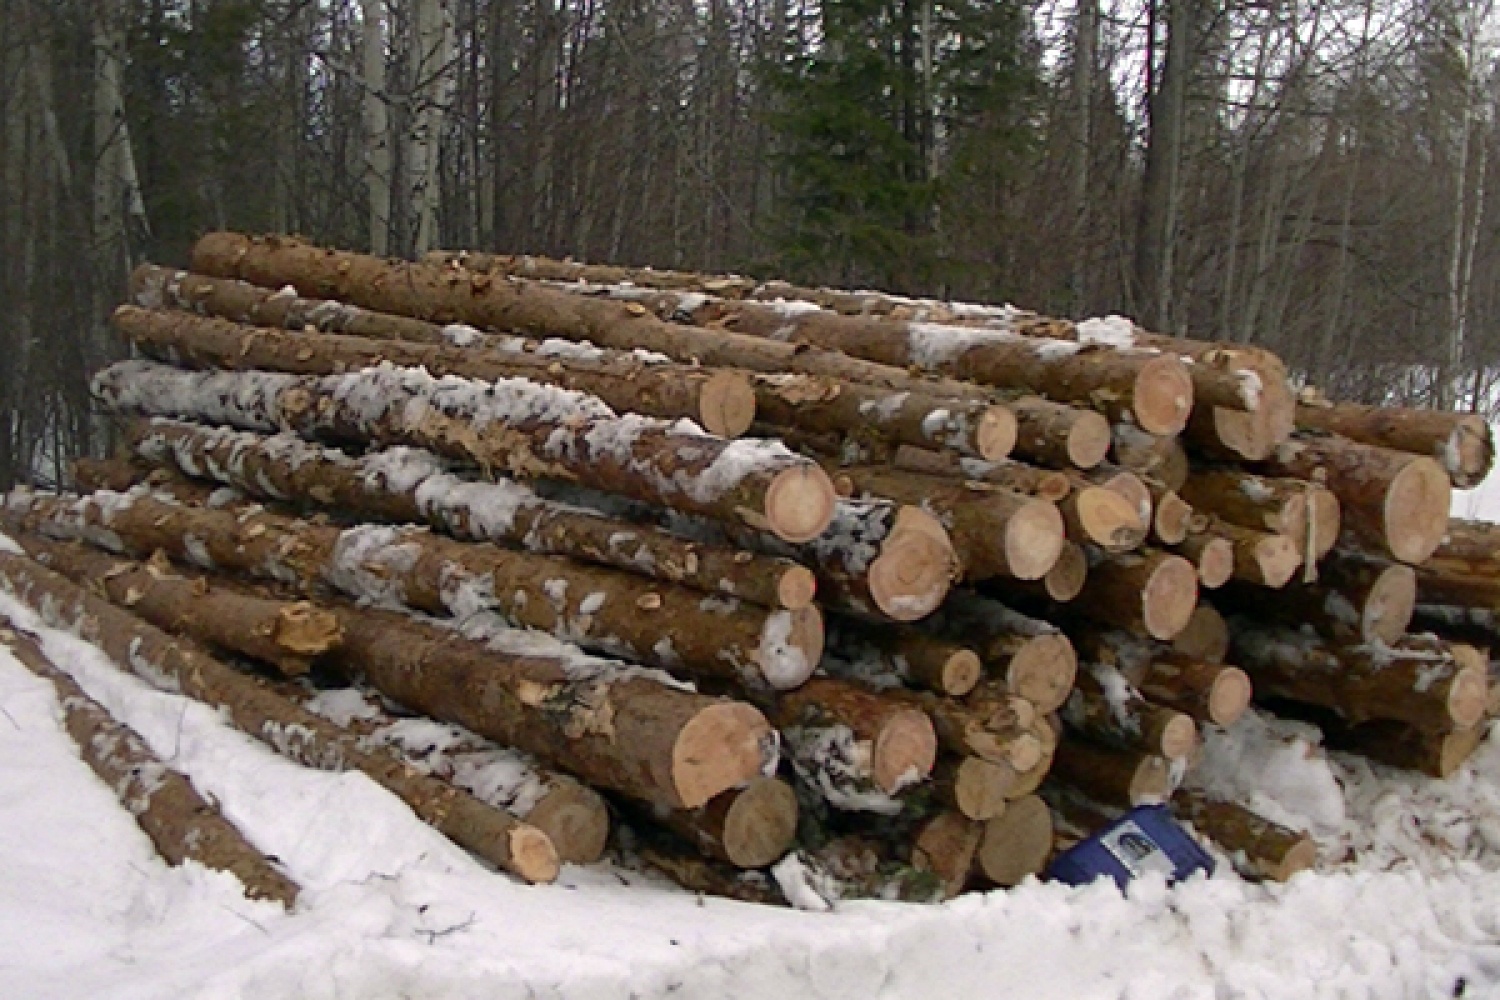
[5,229,1493,909]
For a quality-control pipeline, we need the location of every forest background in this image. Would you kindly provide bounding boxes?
[1,0,1496,491]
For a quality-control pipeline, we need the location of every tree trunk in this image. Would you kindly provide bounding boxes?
[911,809,981,899]
[1318,718,1488,780]
[1177,469,1315,546]
[1296,400,1493,489]
[1049,740,1174,807]
[1172,791,1316,882]
[824,620,981,697]
[1136,659,1252,728]
[930,756,1016,820]
[1068,549,1199,640]
[0,621,300,906]
[1219,557,1416,645]
[0,552,559,883]
[1062,662,1197,760]
[928,593,1079,714]
[360,0,393,255]
[797,501,955,621]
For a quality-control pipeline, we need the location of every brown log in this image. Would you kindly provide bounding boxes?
[1151,489,1192,546]
[1073,549,1199,640]
[71,456,156,493]
[824,620,981,697]
[113,304,759,439]
[1172,791,1316,882]
[777,677,938,802]
[130,419,819,613]
[1321,718,1488,778]
[833,465,1064,582]
[422,250,762,297]
[1009,397,1112,469]
[1058,485,1147,552]
[634,840,788,906]
[801,501,956,621]
[1074,465,1153,528]
[975,794,1054,887]
[931,756,1017,820]
[13,535,341,676]
[1213,520,1302,589]
[1221,557,1416,645]
[1050,740,1174,807]
[890,446,1074,501]
[652,777,800,869]
[1171,604,1231,664]
[1307,487,1342,561]
[1172,530,1235,589]
[1136,660,1253,728]
[1231,627,1487,731]
[1111,424,1189,491]
[1296,399,1494,489]
[929,593,1079,713]
[911,810,983,899]
[911,683,1045,771]
[1062,663,1198,760]
[1178,470,1314,548]
[1036,542,1088,602]
[0,621,301,906]
[6,489,822,691]
[94,360,837,545]
[0,552,560,883]
[1259,434,1450,565]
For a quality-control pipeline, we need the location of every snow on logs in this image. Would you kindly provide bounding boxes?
[0,552,563,883]
[1296,397,1494,489]
[4,488,823,692]
[91,359,838,545]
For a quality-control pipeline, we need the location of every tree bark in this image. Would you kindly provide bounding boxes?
[797,500,955,621]
[1172,791,1316,882]
[1062,662,1197,760]
[0,552,560,883]
[775,677,938,804]
[1136,659,1252,728]
[1049,740,1174,807]
[911,809,981,899]
[1071,549,1199,640]
[1170,604,1230,664]
[1178,469,1316,550]
[647,776,799,869]
[824,619,981,697]
[928,593,1079,714]
[1319,718,1489,780]
[1219,557,1416,646]
[0,622,300,906]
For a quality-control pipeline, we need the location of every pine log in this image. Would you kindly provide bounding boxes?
[634,839,788,905]
[891,446,1073,501]
[1172,791,1316,882]
[1259,434,1450,565]
[1062,662,1198,760]
[1009,397,1112,469]
[1136,659,1253,728]
[1320,718,1489,778]
[911,810,983,899]
[1150,488,1192,546]
[129,418,818,612]
[910,683,1045,771]
[11,535,341,676]
[1220,558,1416,646]
[1296,399,1494,489]
[824,620,982,697]
[929,593,1079,713]
[650,777,800,869]
[93,360,837,545]
[1306,488,1342,561]
[1049,740,1174,807]
[1031,542,1089,603]
[0,622,301,906]
[1059,485,1147,553]
[1230,627,1487,731]
[975,794,1054,887]
[1172,530,1235,589]
[0,553,560,882]
[5,488,822,691]
[1072,549,1199,640]
[113,304,759,439]
[1171,604,1231,664]
[931,756,1017,820]
[423,250,762,297]
[833,465,1064,581]
[1177,470,1315,549]
[800,501,956,621]
[1111,424,1189,491]
[1212,520,1302,589]
[72,456,156,493]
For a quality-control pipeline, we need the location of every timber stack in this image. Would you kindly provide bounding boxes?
[0,231,1494,908]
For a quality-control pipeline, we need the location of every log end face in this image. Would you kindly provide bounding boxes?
[1172,604,1231,664]
[1252,535,1302,589]
[941,649,983,698]
[673,702,776,809]
[954,757,1014,820]
[1044,543,1088,602]
[1007,633,1078,716]
[1143,555,1200,640]
[699,371,757,439]
[1447,667,1488,731]
[763,465,838,543]
[1133,358,1195,436]
[1076,487,1147,552]
[1068,411,1113,469]
[507,824,562,884]
[1207,667,1253,728]
[1365,564,1417,645]
[1004,500,1066,581]
[1156,713,1199,762]
[1196,538,1235,590]
[976,406,1019,462]
[1154,492,1192,546]
[776,566,818,611]
[1309,488,1342,560]
[525,781,611,865]
[722,776,799,869]
[1385,457,1452,564]
[272,602,345,657]
[1210,405,1278,461]
[1129,755,1173,805]
[869,506,957,621]
[977,794,1053,887]
[872,709,938,794]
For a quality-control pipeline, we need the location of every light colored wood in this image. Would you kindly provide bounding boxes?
[933,756,1016,821]
[657,777,799,869]
[1137,659,1252,728]
[1074,549,1199,640]
[1171,605,1231,664]
[1173,531,1235,589]
[976,794,1054,887]
[912,811,983,899]
[1050,740,1174,807]
[1297,398,1494,489]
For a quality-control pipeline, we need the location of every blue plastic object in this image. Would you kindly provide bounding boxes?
[1046,804,1214,889]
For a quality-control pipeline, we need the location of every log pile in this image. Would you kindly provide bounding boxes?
[1,231,1494,909]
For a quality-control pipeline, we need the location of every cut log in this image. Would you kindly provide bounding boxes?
[1230,626,1487,731]
[1136,660,1252,728]
[1009,397,1112,469]
[931,756,1016,821]
[113,304,759,439]
[824,620,982,697]
[1111,424,1188,491]
[1220,557,1416,645]
[911,810,983,899]
[1172,791,1316,882]
[129,419,819,613]
[71,456,156,493]
[6,488,822,692]
[1172,530,1235,589]
[1171,604,1231,664]
[833,465,1064,582]
[1061,662,1198,760]
[652,777,800,869]
[1058,485,1146,553]
[801,501,956,621]
[929,593,1079,713]
[0,553,561,883]
[1307,488,1341,561]
[1213,520,1302,589]
[891,446,1073,501]
[1072,549,1199,640]
[93,360,837,545]
[1259,433,1450,565]
[975,794,1054,887]
[776,677,938,806]
[13,535,341,676]
[911,683,1045,771]
[1178,470,1313,548]
[0,622,301,906]
[1320,718,1488,779]
[1151,489,1192,546]
[1075,465,1153,528]
[1296,398,1494,489]
[422,250,761,297]
[1050,740,1174,807]
[1037,542,1088,602]
[634,840,788,905]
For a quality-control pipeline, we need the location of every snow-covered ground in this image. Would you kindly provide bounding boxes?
[6,583,1500,999]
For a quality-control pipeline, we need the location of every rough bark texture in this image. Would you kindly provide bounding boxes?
[127,418,817,612]
[1220,558,1416,645]
[824,619,982,697]
[891,447,1074,502]
[0,553,560,883]
[1049,740,1174,807]
[928,593,1079,714]
[648,777,799,869]
[797,501,956,621]
[1136,659,1253,728]
[1172,530,1235,589]
[5,488,822,692]
[1173,791,1317,882]
[1071,549,1199,640]
[113,304,759,438]
[776,677,938,798]
[1009,397,1112,469]
[0,621,301,906]
[911,810,982,899]
[1062,662,1198,760]
[1170,604,1231,664]
[907,684,1045,771]
[93,360,837,545]
[931,756,1016,820]
[1178,470,1315,548]
[1111,424,1189,491]
[1296,399,1494,489]
[1319,718,1489,779]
